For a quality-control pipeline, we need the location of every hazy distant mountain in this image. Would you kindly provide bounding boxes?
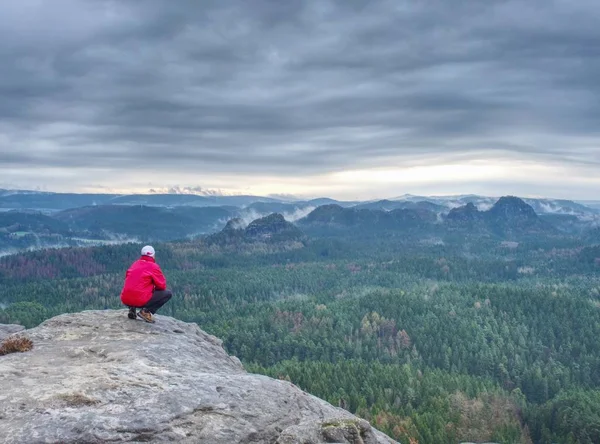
[2,189,596,223]
[522,198,599,218]
[0,210,78,253]
[0,210,70,235]
[1,189,597,255]
[445,203,487,228]
[206,213,304,246]
[487,196,554,236]
[390,194,495,208]
[306,198,357,207]
[0,192,116,211]
[354,199,445,212]
[298,204,438,236]
[110,193,285,208]
[245,213,304,240]
[446,196,555,238]
[0,189,51,196]
[301,197,555,240]
[579,201,600,211]
[389,194,599,218]
[55,205,235,241]
[0,189,285,211]
[213,195,284,207]
[539,214,592,235]
[0,210,69,250]
[108,194,215,207]
[245,202,313,215]
[300,205,378,227]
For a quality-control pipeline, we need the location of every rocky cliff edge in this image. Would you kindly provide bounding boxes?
[0,310,397,444]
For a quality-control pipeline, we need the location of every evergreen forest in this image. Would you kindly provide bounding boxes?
[1,207,599,444]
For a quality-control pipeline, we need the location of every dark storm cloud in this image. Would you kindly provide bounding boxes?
[0,0,599,177]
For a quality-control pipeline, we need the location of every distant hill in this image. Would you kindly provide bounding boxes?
[108,194,215,207]
[214,195,284,207]
[301,197,556,240]
[1,188,597,219]
[490,196,555,236]
[446,196,555,238]
[298,204,438,237]
[522,198,599,218]
[538,214,585,234]
[206,213,304,246]
[246,213,304,240]
[305,197,357,207]
[445,202,487,228]
[389,194,599,218]
[244,201,315,216]
[0,190,285,211]
[55,205,234,241]
[0,210,70,235]
[0,211,75,252]
[0,190,597,255]
[579,201,600,211]
[0,192,116,211]
[354,199,445,212]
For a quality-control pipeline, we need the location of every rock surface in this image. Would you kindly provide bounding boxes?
[0,310,398,444]
[0,324,24,341]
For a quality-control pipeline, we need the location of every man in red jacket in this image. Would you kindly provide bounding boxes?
[121,245,172,323]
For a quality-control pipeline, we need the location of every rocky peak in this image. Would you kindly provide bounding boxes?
[488,196,538,220]
[444,197,552,238]
[244,213,300,239]
[446,202,483,222]
[486,196,550,236]
[0,311,395,443]
[222,217,245,232]
[207,214,303,246]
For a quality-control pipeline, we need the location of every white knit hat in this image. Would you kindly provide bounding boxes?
[141,245,155,257]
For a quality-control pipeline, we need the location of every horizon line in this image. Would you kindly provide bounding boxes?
[1,187,598,204]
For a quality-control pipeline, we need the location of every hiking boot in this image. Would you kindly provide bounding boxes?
[137,309,155,323]
[127,307,137,320]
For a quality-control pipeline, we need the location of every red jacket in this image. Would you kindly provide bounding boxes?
[120,256,167,307]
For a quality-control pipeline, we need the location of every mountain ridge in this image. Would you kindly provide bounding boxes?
[298,196,555,239]
[1,193,597,254]
[1,188,597,217]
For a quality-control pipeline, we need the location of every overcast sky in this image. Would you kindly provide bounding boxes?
[0,0,598,200]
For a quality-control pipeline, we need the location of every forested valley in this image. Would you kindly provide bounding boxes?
[1,202,599,444]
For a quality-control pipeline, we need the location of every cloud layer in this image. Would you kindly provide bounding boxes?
[0,0,599,198]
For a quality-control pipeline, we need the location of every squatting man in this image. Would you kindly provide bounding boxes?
[120,245,172,323]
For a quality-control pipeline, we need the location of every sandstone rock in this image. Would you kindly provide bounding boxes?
[0,324,25,341]
[0,310,398,444]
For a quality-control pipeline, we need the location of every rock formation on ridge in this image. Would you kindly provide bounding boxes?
[206,213,304,246]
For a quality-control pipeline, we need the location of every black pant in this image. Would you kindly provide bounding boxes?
[143,289,172,314]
